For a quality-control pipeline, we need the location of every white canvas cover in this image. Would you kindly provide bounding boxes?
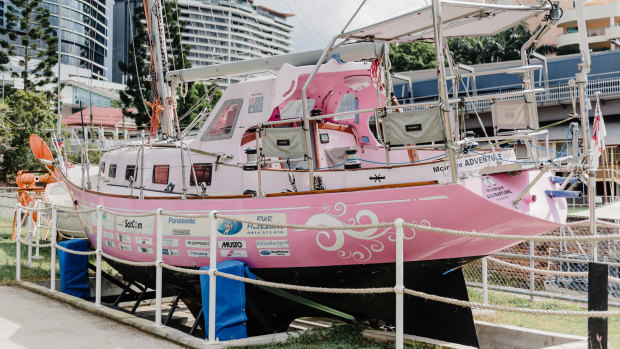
[341,1,549,43]
[383,108,444,146]
[491,99,533,131]
[262,128,308,159]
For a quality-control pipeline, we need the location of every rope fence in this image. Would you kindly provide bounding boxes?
[12,203,620,347]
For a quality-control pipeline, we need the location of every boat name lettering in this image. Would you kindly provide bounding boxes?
[168,217,196,224]
[485,185,512,199]
[124,219,143,229]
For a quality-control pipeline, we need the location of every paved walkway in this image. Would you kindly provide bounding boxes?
[0,286,184,349]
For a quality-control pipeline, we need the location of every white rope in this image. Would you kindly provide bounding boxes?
[162,263,211,275]
[101,207,156,218]
[54,243,97,256]
[215,213,394,230]
[101,252,156,267]
[402,222,620,242]
[403,288,620,318]
[17,205,52,213]
[17,238,51,248]
[486,257,620,284]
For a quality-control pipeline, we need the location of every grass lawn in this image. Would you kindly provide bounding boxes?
[468,288,620,347]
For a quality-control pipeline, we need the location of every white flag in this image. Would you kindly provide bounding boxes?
[590,99,606,169]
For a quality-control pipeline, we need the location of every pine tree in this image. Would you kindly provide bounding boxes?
[119,1,221,129]
[0,0,58,94]
[118,4,151,127]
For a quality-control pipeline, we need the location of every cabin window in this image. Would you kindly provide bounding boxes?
[108,164,117,178]
[280,99,315,120]
[334,93,359,121]
[190,163,212,186]
[152,165,170,184]
[201,99,243,140]
[125,165,137,181]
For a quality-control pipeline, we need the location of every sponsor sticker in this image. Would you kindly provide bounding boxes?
[103,231,114,240]
[104,240,115,248]
[162,248,180,256]
[163,216,209,237]
[119,243,132,252]
[218,240,246,249]
[187,250,209,258]
[255,240,289,249]
[116,215,154,234]
[138,246,153,254]
[220,250,248,258]
[117,234,131,243]
[217,214,288,237]
[258,249,290,257]
[163,238,179,247]
[184,240,210,248]
[135,237,153,245]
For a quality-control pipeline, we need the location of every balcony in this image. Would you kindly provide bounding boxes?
[557,25,620,48]
[557,32,580,48]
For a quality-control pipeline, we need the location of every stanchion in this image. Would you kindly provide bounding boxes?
[208,210,218,344]
[27,204,33,268]
[95,205,103,307]
[529,240,535,301]
[154,208,164,327]
[16,204,21,282]
[394,218,404,349]
[482,257,488,305]
[50,205,57,292]
[33,200,42,260]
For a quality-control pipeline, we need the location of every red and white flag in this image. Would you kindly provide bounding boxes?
[590,99,606,169]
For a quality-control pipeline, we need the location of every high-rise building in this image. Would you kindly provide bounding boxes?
[112,0,293,84]
[0,0,110,80]
[557,0,620,52]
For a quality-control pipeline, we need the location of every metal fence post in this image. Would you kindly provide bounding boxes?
[208,210,219,344]
[50,205,57,292]
[27,204,33,268]
[33,201,42,260]
[394,218,405,349]
[529,240,535,301]
[482,257,488,305]
[16,204,21,282]
[95,205,103,307]
[154,208,164,327]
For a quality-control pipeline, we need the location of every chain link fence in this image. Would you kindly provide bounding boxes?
[464,219,620,306]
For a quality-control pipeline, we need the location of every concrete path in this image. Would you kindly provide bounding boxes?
[0,286,184,349]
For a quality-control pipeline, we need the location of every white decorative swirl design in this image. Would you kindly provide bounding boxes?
[297,202,427,262]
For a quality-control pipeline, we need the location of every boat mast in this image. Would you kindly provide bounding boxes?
[432,0,458,183]
[144,0,175,137]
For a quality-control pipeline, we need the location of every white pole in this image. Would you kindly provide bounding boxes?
[589,175,598,262]
[16,204,21,282]
[529,240,535,301]
[27,204,33,268]
[482,257,488,305]
[50,205,57,292]
[95,205,103,307]
[154,208,164,327]
[33,201,41,259]
[208,210,218,344]
[394,218,405,349]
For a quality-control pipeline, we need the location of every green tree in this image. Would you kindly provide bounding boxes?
[0,0,58,95]
[118,4,151,127]
[448,23,555,65]
[119,1,218,129]
[389,41,436,72]
[0,90,56,181]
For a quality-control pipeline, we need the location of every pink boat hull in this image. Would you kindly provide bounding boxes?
[67,169,566,269]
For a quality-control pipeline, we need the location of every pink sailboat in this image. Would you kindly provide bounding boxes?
[44,0,575,345]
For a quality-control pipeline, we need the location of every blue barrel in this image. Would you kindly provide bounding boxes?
[57,239,90,298]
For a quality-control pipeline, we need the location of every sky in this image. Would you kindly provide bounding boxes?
[257,0,429,52]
